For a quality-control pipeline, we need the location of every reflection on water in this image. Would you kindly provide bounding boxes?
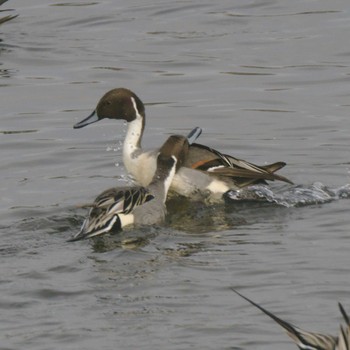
[89,227,158,253]
[166,195,248,233]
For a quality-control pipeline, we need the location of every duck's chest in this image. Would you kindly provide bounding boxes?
[123,150,157,186]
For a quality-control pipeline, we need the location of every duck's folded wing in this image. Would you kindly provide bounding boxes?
[188,143,293,185]
[208,165,292,184]
[93,186,154,214]
[69,187,154,241]
[70,206,121,241]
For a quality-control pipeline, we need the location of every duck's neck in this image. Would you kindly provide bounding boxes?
[149,157,177,203]
[123,118,144,158]
[123,98,145,159]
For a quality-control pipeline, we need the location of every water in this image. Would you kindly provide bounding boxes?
[1,1,350,349]
[226,182,350,207]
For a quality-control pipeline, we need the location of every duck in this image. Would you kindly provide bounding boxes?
[74,88,293,202]
[232,288,350,350]
[69,132,196,241]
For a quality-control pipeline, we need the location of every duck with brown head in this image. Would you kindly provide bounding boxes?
[74,88,292,202]
[69,132,195,241]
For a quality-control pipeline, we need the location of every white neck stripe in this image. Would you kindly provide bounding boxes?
[163,157,177,202]
[123,97,144,159]
[131,97,142,120]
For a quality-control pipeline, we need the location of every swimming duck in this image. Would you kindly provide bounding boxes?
[232,288,350,350]
[74,88,292,202]
[69,133,194,241]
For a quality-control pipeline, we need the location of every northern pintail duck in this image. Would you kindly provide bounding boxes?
[232,288,350,350]
[74,88,292,202]
[69,133,195,241]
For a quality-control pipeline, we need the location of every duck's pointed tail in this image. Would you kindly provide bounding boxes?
[231,288,337,350]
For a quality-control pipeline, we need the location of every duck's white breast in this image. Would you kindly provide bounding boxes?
[123,150,157,186]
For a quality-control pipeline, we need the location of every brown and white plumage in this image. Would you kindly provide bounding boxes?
[232,288,350,350]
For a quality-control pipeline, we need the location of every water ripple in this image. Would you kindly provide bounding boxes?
[226,182,350,207]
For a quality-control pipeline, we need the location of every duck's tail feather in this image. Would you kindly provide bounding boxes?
[231,288,337,350]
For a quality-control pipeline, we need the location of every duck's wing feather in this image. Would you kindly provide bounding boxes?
[188,143,293,185]
[69,187,154,241]
[232,288,337,350]
[92,186,154,214]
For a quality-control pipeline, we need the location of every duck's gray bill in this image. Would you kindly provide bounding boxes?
[74,110,99,129]
[187,127,202,145]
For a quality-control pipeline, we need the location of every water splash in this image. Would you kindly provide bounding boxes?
[106,141,122,153]
[225,182,350,208]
